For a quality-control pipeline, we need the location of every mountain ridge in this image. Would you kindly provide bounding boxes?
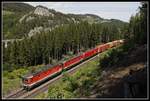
[3,2,128,39]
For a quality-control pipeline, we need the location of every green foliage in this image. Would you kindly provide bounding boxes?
[100,2,148,69]
[62,74,79,92]
[4,21,125,71]
[4,68,28,79]
[35,93,47,99]
[20,56,100,98]
[47,84,75,99]
[35,47,120,99]
[2,67,29,97]
[2,10,14,15]
[44,58,99,99]
[99,46,124,68]
[2,2,34,39]
[3,3,127,70]
[3,3,34,14]
[3,12,21,39]
[126,2,147,45]
[3,77,21,96]
[3,63,11,71]
[2,2,127,40]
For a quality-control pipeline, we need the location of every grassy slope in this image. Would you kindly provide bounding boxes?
[2,3,34,39]
[2,64,45,97]
[34,47,114,98]
[88,44,147,98]
[2,10,14,15]
[3,44,146,98]
[34,44,147,98]
[2,68,28,97]
[34,59,100,98]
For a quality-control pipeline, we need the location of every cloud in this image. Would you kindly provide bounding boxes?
[25,2,140,22]
[25,2,73,10]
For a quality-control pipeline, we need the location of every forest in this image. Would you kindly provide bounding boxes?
[2,2,147,98]
[45,2,148,98]
[3,19,127,71]
[100,2,147,69]
[3,3,147,72]
[2,1,147,82]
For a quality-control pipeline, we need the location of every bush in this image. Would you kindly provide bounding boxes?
[3,77,21,96]
[3,68,29,96]
[46,56,100,98]
[3,71,9,77]
[35,93,47,99]
[99,46,124,68]
[3,63,11,71]
[47,85,75,99]
[122,39,135,52]
[62,74,79,92]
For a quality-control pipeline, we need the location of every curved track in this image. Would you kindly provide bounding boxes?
[4,52,100,99]
[23,54,99,98]
[4,42,123,99]
[4,89,27,99]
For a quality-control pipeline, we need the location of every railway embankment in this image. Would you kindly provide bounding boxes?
[89,44,147,98]
[34,44,147,98]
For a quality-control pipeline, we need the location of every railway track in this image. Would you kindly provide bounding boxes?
[4,89,27,99]
[24,53,99,98]
[4,52,100,99]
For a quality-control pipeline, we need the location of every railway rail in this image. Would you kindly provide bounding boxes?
[4,51,100,99]
[3,40,124,99]
[4,89,26,99]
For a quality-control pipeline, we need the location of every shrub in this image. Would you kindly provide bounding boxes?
[99,46,124,68]
[47,85,74,99]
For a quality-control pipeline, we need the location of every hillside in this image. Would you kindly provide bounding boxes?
[3,2,34,13]
[89,44,147,98]
[33,44,147,98]
[2,2,147,99]
[2,2,128,39]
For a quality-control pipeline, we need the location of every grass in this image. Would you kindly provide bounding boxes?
[3,76,21,96]
[2,53,80,97]
[34,52,103,99]
[2,64,47,97]
[2,67,29,97]
[34,46,123,99]
[34,43,146,98]
[34,60,99,98]
[3,46,121,98]
[2,10,14,15]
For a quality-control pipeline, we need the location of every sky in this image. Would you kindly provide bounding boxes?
[25,2,141,22]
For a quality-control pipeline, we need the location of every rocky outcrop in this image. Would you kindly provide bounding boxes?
[19,11,33,23]
[19,14,28,23]
[27,24,62,37]
[28,26,43,37]
[26,16,35,22]
[34,6,54,17]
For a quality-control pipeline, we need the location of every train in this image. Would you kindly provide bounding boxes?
[22,39,124,90]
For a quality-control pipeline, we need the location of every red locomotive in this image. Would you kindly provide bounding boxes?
[22,40,124,90]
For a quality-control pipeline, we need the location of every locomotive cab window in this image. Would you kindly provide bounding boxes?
[22,77,32,84]
[23,78,29,83]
